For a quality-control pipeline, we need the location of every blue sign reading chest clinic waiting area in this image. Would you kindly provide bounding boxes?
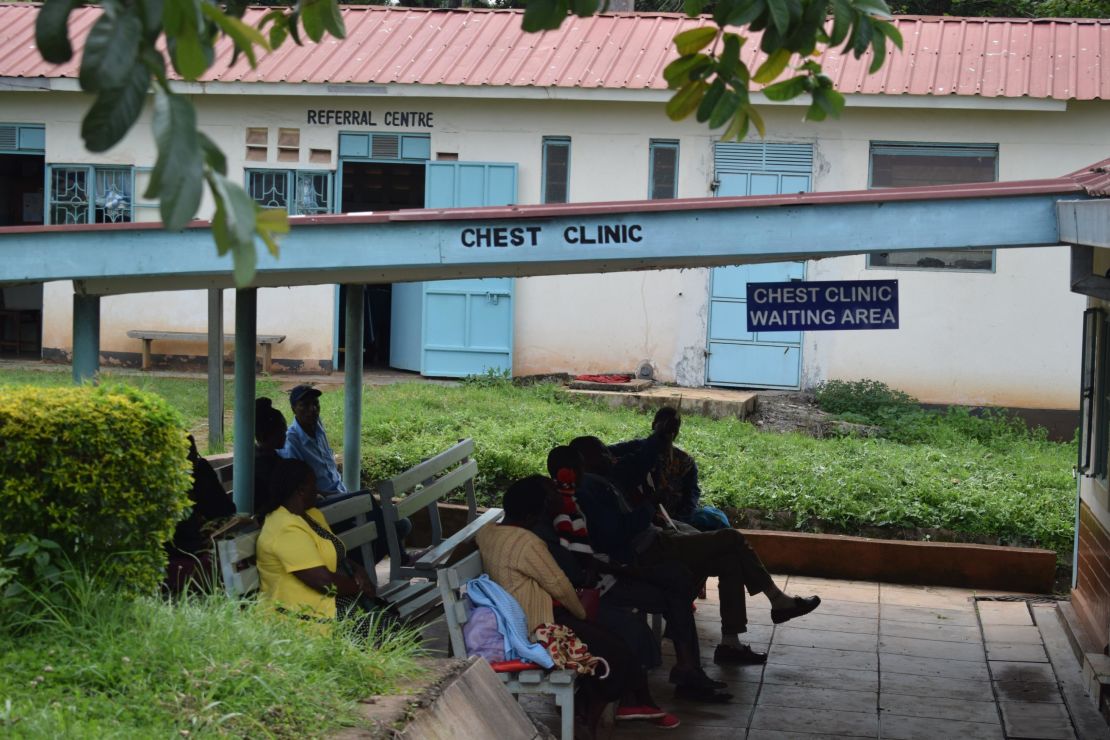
[747,279,899,332]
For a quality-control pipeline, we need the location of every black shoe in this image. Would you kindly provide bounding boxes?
[713,643,768,665]
[771,595,821,625]
[669,667,727,690]
[674,684,732,703]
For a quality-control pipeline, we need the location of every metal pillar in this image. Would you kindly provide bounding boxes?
[71,291,100,383]
[343,284,365,493]
[207,288,225,452]
[231,289,257,514]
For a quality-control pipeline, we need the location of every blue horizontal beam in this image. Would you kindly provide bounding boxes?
[0,193,1078,294]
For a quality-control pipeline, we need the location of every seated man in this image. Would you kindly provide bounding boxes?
[570,435,821,666]
[545,445,731,701]
[281,384,411,563]
[610,406,728,532]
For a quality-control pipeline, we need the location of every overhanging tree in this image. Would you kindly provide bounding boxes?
[35,0,899,284]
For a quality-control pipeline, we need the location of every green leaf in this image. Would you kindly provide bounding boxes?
[137,0,165,44]
[829,0,852,46]
[79,13,143,92]
[725,0,766,28]
[721,109,750,141]
[208,173,259,285]
[198,132,227,176]
[708,90,740,129]
[35,0,82,64]
[201,4,270,67]
[868,31,887,73]
[663,54,712,88]
[300,0,345,42]
[877,20,903,50]
[674,27,718,56]
[717,33,744,81]
[521,0,567,33]
[761,74,807,101]
[81,65,150,153]
[745,103,766,138]
[852,0,894,19]
[148,87,203,230]
[753,47,791,84]
[696,79,726,124]
[571,0,600,17]
[665,80,709,121]
[765,0,789,34]
[165,0,209,79]
[850,17,874,57]
[256,207,289,258]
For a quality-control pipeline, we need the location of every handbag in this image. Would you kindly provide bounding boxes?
[533,623,610,678]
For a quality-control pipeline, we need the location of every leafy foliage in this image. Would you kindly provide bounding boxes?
[0,383,193,593]
[0,563,421,737]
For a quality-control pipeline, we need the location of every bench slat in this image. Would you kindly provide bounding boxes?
[412,508,502,570]
[320,493,376,524]
[126,330,285,343]
[338,520,378,552]
[392,459,478,521]
[379,439,475,499]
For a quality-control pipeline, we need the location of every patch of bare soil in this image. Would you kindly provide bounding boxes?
[748,390,880,438]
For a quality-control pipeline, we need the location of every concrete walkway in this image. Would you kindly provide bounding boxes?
[448,574,1110,740]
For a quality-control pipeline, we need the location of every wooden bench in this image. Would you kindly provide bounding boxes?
[376,438,503,618]
[439,550,576,740]
[126,330,286,372]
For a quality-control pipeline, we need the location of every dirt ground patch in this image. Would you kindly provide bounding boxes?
[748,390,880,438]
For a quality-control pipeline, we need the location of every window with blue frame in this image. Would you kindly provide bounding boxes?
[649,140,679,199]
[868,142,998,271]
[542,136,570,204]
[48,165,133,224]
[246,169,332,215]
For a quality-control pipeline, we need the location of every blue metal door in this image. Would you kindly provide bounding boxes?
[707,143,813,388]
[390,162,517,377]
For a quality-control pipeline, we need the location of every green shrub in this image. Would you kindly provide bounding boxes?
[0,383,192,593]
[815,378,919,419]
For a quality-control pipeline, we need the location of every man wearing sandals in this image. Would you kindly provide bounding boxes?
[570,433,821,667]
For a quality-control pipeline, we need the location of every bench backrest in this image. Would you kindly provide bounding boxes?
[377,438,479,582]
[438,550,486,658]
[215,493,379,599]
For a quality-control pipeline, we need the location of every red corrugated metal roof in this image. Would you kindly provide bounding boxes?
[0,4,1107,100]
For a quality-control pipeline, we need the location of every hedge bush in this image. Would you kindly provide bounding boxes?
[0,383,192,592]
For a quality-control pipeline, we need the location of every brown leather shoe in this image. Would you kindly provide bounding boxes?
[771,595,821,625]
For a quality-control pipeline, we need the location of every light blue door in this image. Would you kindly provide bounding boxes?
[390,161,517,377]
[707,143,813,389]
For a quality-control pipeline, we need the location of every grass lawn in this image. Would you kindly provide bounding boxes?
[0,368,1077,564]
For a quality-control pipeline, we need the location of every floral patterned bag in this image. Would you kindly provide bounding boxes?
[532,623,610,678]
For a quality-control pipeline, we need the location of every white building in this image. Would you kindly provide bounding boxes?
[1,6,1106,414]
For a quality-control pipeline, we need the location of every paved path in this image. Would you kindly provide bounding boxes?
[443,574,1110,740]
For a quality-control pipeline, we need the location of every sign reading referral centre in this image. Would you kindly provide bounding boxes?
[747,280,899,331]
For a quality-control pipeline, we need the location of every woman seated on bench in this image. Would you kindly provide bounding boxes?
[256,457,394,640]
[477,476,680,736]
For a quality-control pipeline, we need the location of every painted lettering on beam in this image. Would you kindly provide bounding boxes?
[306,110,435,127]
[460,226,543,248]
[457,223,645,249]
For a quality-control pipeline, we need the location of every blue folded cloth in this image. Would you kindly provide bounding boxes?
[465,574,554,669]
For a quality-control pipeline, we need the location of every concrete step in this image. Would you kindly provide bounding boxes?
[565,385,758,420]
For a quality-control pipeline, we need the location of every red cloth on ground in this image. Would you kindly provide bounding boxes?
[573,374,633,384]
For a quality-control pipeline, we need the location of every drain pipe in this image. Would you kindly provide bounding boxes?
[1073,471,1082,589]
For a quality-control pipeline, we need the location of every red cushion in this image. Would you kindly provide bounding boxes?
[488,659,544,673]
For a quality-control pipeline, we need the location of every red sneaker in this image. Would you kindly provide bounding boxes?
[653,713,681,729]
[616,705,667,721]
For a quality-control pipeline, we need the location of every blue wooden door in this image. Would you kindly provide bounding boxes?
[707,143,813,389]
[390,162,517,377]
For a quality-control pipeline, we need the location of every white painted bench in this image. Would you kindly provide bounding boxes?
[126,329,285,372]
[439,550,576,740]
[376,438,503,619]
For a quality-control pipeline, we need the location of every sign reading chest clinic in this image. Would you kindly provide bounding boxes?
[747,279,899,331]
[458,222,644,249]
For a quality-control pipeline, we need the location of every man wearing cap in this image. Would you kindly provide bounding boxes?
[282,384,412,562]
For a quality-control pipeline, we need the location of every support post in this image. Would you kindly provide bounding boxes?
[72,291,100,384]
[343,285,365,493]
[207,288,225,453]
[232,289,257,514]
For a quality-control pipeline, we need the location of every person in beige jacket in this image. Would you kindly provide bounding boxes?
[477,476,680,735]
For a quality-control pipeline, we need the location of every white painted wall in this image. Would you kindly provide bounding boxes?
[9,90,1104,406]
